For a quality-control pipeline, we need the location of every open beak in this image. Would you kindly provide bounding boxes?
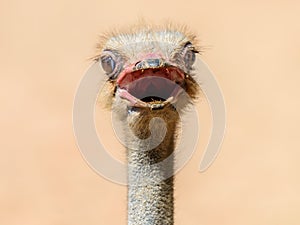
[116,58,186,110]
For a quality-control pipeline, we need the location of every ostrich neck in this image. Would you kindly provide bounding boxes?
[126,108,178,225]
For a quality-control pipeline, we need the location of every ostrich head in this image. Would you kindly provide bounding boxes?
[95,25,200,122]
[93,24,202,225]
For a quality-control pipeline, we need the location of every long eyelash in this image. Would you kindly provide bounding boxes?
[184,41,192,48]
[183,41,200,54]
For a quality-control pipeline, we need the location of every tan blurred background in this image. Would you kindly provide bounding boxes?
[1,0,300,224]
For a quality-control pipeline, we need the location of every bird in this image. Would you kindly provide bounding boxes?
[95,23,200,225]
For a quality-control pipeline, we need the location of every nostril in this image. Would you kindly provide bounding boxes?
[135,61,141,66]
[134,61,145,70]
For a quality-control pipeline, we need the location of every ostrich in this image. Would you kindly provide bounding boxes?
[96,24,200,225]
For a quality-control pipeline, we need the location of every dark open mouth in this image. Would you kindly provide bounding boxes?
[116,65,185,109]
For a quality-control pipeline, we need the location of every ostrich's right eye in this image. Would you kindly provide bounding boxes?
[100,55,116,76]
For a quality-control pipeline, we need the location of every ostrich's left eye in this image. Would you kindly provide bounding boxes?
[100,55,116,76]
[184,50,195,66]
[183,42,197,69]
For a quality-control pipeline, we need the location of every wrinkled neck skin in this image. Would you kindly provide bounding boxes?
[125,106,179,225]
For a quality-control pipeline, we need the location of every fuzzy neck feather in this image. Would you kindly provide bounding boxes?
[126,106,179,225]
